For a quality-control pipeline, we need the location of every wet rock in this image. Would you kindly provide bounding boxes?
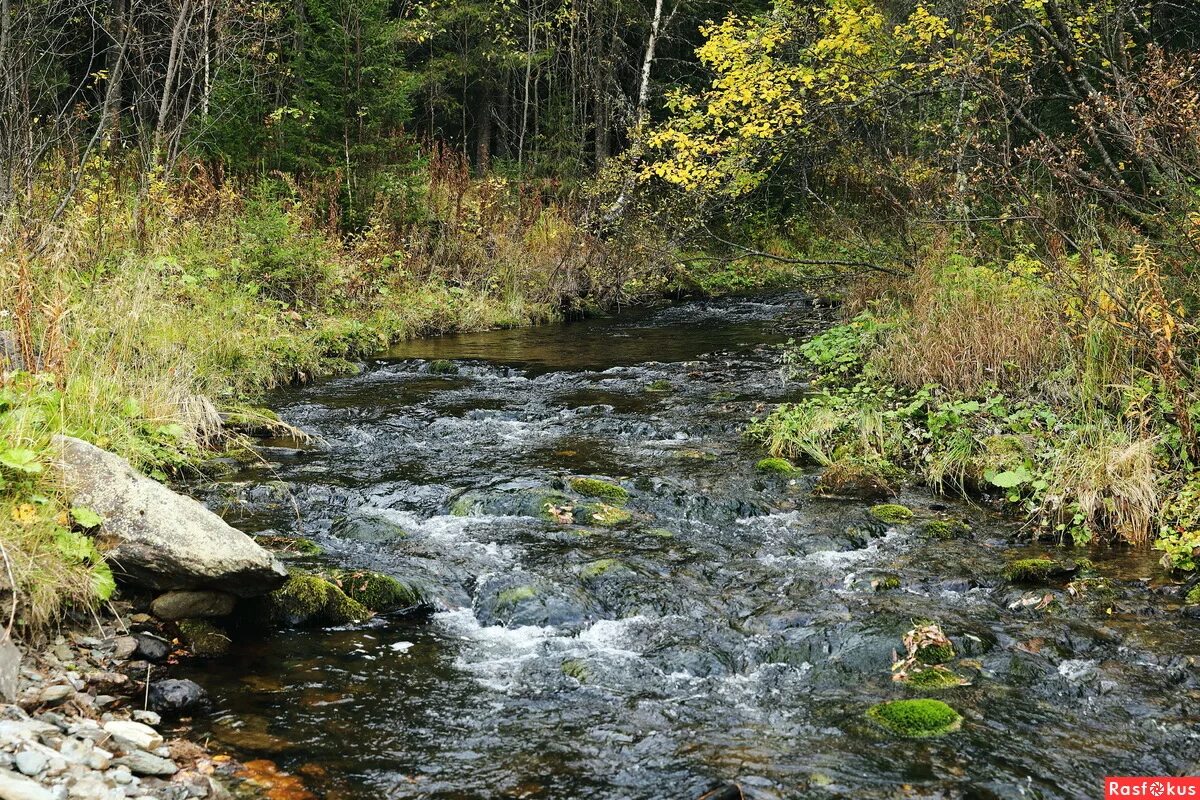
[147,679,208,715]
[130,711,160,726]
[1003,557,1079,585]
[103,720,163,752]
[112,750,178,776]
[150,591,237,621]
[133,634,171,663]
[52,435,287,596]
[320,570,424,613]
[262,574,371,627]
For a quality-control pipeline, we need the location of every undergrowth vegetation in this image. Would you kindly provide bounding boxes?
[752,241,1200,565]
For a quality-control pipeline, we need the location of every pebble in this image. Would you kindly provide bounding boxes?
[109,640,137,662]
[13,750,47,776]
[0,767,54,800]
[128,713,158,728]
[101,722,162,752]
[38,687,73,707]
[111,751,178,777]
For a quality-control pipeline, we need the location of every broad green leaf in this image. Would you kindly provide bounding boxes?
[984,466,1031,489]
[70,506,104,529]
[0,448,42,475]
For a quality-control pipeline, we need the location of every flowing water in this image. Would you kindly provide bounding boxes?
[179,294,1200,799]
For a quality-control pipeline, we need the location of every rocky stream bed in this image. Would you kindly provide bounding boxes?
[37,293,1200,799]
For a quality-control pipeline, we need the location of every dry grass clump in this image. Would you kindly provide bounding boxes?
[870,252,1068,393]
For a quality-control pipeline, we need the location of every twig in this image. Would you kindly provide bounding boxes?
[0,538,16,639]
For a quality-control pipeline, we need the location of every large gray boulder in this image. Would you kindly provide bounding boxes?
[53,435,286,597]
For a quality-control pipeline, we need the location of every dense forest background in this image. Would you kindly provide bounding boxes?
[4,0,1200,624]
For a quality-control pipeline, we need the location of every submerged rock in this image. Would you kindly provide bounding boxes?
[53,435,287,596]
[813,460,898,499]
[866,699,962,737]
[147,678,208,715]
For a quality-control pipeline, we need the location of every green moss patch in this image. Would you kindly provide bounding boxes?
[645,379,673,393]
[866,699,962,738]
[873,574,901,591]
[178,619,231,658]
[756,457,796,475]
[429,359,459,375]
[1186,584,1200,606]
[325,569,423,612]
[1003,558,1079,584]
[561,659,588,681]
[922,519,970,540]
[580,559,622,579]
[904,666,966,690]
[569,477,629,504]
[915,641,956,665]
[583,503,633,527]
[497,585,537,606]
[265,573,372,627]
[869,504,914,524]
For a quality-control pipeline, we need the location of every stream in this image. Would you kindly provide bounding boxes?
[179,294,1200,799]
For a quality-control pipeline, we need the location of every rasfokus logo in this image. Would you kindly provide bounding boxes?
[1106,778,1200,798]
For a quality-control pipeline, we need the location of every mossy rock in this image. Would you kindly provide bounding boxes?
[756,457,796,475]
[645,379,673,393]
[580,559,622,579]
[873,574,901,592]
[645,527,675,538]
[866,699,962,738]
[814,460,899,499]
[324,569,423,612]
[1186,584,1200,606]
[916,642,956,665]
[579,503,633,527]
[497,585,537,607]
[561,659,588,682]
[904,666,965,690]
[569,477,629,504]
[869,504,914,524]
[178,620,231,658]
[264,574,372,627]
[923,520,971,540]
[428,359,458,375]
[254,534,322,556]
[1003,558,1079,584]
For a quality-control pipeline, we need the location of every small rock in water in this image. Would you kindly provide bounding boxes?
[147,679,207,715]
[112,749,178,776]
